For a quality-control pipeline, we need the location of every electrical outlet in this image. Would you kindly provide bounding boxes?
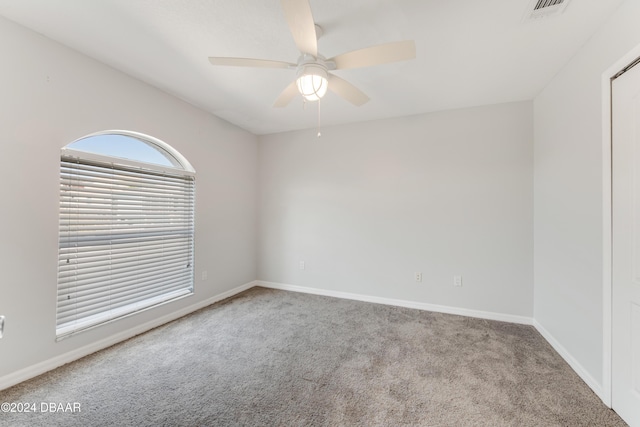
[299,261,305,270]
[415,272,422,282]
[201,271,208,281]
[454,276,463,287]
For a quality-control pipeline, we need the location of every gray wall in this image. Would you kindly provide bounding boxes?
[258,102,534,317]
[0,17,258,380]
[533,0,640,395]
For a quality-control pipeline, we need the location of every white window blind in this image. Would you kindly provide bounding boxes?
[57,154,195,338]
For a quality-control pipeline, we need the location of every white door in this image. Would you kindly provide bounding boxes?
[613,58,640,427]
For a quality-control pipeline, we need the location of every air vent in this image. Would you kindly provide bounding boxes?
[523,0,571,21]
[534,0,564,10]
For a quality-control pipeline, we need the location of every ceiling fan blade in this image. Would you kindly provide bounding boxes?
[328,74,370,106]
[329,40,416,70]
[273,80,300,108]
[208,57,294,69]
[280,0,317,57]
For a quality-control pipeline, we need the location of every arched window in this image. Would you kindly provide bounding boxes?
[57,131,195,338]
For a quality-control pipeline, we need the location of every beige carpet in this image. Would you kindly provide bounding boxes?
[0,287,627,426]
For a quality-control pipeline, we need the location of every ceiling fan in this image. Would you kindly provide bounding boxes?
[208,0,416,108]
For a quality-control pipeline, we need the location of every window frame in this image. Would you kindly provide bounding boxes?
[56,130,196,339]
[62,130,195,175]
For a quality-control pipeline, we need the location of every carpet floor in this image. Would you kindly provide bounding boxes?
[0,287,627,426]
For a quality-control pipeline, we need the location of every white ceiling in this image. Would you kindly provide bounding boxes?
[0,0,626,135]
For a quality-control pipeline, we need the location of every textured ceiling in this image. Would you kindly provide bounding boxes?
[0,0,626,135]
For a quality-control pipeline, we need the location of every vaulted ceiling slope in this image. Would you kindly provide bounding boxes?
[0,0,626,135]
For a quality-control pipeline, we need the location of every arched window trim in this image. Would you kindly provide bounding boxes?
[62,130,195,176]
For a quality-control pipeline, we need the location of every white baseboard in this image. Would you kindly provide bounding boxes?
[2,278,607,409]
[256,281,533,325]
[0,280,257,391]
[258,281,607,403]
[533,319,605,403]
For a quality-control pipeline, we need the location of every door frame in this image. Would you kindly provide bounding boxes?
[602,42,640,408]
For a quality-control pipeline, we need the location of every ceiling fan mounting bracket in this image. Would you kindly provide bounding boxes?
[296,54,335,71]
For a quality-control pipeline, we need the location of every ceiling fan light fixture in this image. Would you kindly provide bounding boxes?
[296,63,328,101]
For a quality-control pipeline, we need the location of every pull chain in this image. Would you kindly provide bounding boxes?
[317,99,322,138]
